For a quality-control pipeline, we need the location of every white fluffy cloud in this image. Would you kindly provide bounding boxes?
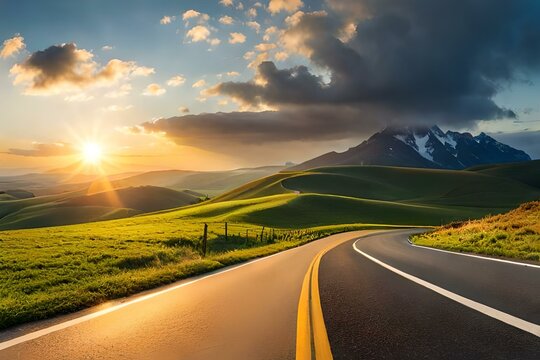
[268,0,303,14]
[229,32,246,44]
[220,0,233,6]
[246,21,261,33]
[192,79,207,88]
[186,25,211,42]
[143,83,166,96]
[160,16,174,25]
[0,35,25,58]
[167,75,186,87]
[219,16,235,25]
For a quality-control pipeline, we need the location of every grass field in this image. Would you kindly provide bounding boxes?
[412,201,540,261]
[0,219,395,330]
[1,162,539,329]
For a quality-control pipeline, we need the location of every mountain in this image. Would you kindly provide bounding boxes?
[290,125,531,171]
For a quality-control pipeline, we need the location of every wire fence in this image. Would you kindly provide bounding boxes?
[192,222,324,257]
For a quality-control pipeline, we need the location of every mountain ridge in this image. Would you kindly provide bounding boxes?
[290,125,531,171]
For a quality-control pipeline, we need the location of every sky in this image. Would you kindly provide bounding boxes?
[1,0,539,175]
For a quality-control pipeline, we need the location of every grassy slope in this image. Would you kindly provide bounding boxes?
[412,201,540,261]
[0,217,393,329]
[0,186,201,230]
[1,162,539,329]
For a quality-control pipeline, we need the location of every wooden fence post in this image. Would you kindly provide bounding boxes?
[202,223,208,257]
[260,226,265,243]
[225,222,228,241]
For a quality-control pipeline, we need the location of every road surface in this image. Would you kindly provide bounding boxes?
[0,229,538,359]
[319,229,540,359]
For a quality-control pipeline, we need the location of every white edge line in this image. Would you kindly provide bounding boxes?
[407,239,540,269]
[0,238,313,351]
[0,230,379,351]
[352,240,540,338]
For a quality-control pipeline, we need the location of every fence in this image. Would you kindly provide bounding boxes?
[197,222,322,257]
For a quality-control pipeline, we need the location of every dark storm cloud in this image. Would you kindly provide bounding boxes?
[212,0,540,125]
[6,142,76,157]
[134,106,383,149]
[10,43,152,95]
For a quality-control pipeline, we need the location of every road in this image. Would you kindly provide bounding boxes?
[319,229,540,359]
[0,230,374,360]
[0,229,539,359]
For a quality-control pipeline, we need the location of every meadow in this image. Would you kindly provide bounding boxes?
[0,212,395,330]
[412,201,540,261]
[1,162,539,329]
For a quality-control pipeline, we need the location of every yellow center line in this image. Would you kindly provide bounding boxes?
[296,241,345,360]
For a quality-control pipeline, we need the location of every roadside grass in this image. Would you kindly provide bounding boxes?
[412,201,540,262]
[0,217,394,330]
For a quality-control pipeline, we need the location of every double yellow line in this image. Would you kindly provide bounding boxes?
[296,245,335,360]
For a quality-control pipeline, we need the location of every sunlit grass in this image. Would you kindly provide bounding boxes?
[412,201,540,262]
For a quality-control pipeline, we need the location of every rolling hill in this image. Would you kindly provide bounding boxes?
[205,162,540,227]
[0,186,202,230]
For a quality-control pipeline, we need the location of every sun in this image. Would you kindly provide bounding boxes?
[82,143,103,164]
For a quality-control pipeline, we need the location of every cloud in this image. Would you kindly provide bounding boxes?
[220,0,234,6]
[246,8,258,18]
[101,45,114,51]
[246,21,261,33]
[209,1,540,126]
[263,26,279,41]
[268,0,303,14]
[131,106,383,156]
[160,16,174,25]
[6,142,76,157]
[219,16,235,25]
[243,51,255,60]
[209,38,221,46]
[105,83,132,98]
[103,104,133,112]
[143,83,166,96]
[167,75,186,87]
[274,51,289,61]
[64,93,94,102]
[0,35,25,59]
[229,32,246,44]
[10,43,152,95]
[178,106,190,113]
[226,71,240,77]
[182,10,209,24]
[192,79,207,88]
[186,25,211,42]
[254,43,277,52]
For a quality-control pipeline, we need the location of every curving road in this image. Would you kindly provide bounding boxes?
[320,229,540,359]
[0,230,373,360]
[0,229,538,359]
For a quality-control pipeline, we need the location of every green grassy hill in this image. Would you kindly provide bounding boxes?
[1,161,538,329]
[0,186,201,230]
[208,163,540,226]
[413,201,540,261]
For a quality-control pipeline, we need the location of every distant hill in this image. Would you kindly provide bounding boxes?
[0,186,202,230]
[0,189,34,201]
[290,125,531,171]
[0,166,285,197]
[205,161,540,227]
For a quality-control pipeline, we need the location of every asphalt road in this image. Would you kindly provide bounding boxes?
[1,229,538,359]
[320,229,540,359]
[0,230,375,360]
